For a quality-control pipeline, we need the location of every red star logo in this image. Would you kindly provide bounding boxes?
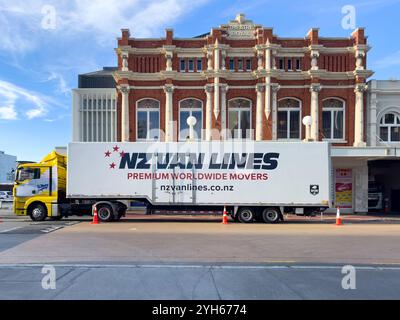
[113,145,119,152]
[109,163,116,169]
[119,151,126,157]
[105,151,111,157]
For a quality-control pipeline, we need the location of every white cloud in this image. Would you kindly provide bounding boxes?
[0,0,211,122]
[45,72,70,95]
[0,0,210,53]
[0,79,55,120]
[0,106,17,120]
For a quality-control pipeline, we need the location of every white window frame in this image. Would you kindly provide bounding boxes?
[196,59,202,72]
[279,58,285,70]
[322,98,346,142]
[136,98,160,141]
[238,59,244,72]
[178,98,203,141]
[277,97,302,140]
[179,59,186,73]
[246,58,252,71]
[379,112,400,143]
[188,59,194,73]
[287,58,293,71]
[296,58,302,71]
[229,58,235,71]
[228,98,253,140]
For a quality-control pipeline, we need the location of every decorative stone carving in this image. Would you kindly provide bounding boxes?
[355,50,365,70]
[121,51,129,72]
[310,50,320,70]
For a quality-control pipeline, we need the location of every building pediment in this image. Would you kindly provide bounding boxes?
[220,13,261,40]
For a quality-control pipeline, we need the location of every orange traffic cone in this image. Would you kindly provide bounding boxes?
[336,207,342,226]
[222,206,228,225]
[91,206,99,225]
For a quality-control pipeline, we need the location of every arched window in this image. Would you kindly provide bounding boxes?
[228,98,252,139]
[277,98,301,139]
[179,99,203,140]
[322,98,345,140]
[136,99,160,140]
[379,112,400,142]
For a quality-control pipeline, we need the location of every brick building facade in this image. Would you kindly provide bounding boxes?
[113,14,373,145]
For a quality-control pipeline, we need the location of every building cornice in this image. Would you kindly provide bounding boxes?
[73,88,117,93]
[113,68,374,82]
[116,44,372,58]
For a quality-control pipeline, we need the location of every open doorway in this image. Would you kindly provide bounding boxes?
[369,160,400,213]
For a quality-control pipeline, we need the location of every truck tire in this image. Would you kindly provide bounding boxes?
[97,204,114,222]
[115,208,126,221]
[29,203,47,222]
[237,207,255,223]
[262,208,280,224]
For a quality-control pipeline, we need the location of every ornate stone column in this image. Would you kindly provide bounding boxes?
[272,49,277,70]
[221,50,226,70]
[205,85,213,141]
[355,49,365,71]
[265,39,272,71]
[257,49,264,71]
[310,50,319,71]
[214,40,220,119]
[256,84,265,141]
[121,51,129,72]
[265,40,272,123]
[265,78,271,120]
[207,50,213,71]
[271,84,280,140]
[354,83,367,147]
[164,84,174,142]
[119,85,130,142]
[162,45,175,72]
[165,52,173,72]
[220,84,228,140]
[310,83,321,141]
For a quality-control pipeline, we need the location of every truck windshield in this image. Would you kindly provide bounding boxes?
[16,168,40,182]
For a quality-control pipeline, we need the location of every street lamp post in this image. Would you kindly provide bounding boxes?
[302,116,313,142]
[187,116,197,142]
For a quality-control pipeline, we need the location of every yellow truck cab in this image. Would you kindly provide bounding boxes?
[13,151,66,221]
[13,149,127,222]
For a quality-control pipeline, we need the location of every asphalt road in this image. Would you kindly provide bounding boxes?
[0,264,399,300]
[0,216,81,252]
[1,211,400,299]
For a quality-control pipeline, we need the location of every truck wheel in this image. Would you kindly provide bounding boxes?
[97,204,114,222]
[29,203,47,222]
[115,209,126,221]
[262,208,280,224]
[237,207,255,223]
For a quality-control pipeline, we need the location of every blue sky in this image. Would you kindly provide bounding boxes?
[0,0,399,161]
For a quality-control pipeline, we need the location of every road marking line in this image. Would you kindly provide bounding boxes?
[1,264,400,271]
[0,226,23,234]
[41,226,63,233]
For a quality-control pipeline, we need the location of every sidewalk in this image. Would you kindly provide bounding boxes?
[2,208,400,224]
[124,211,400,224]
[0,209,25,220]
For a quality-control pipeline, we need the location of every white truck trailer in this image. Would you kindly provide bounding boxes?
[65,141,332,223]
